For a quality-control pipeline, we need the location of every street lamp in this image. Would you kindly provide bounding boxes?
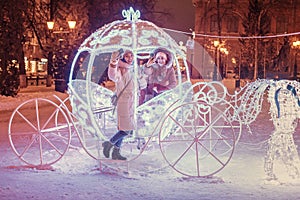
[186,30,195,78]
[46,20,76,91]
[220,47,229,78]
[47,20,76,32]
[46,21,55,30]
[213,40,220,81]
[292,40,300,80]
[67,21,76,29]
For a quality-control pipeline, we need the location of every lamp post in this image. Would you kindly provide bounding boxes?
[46,19,76,91]
[186,29,195,78]
[213,40,220,81]
[220,47,228,78]
[292,40,300,80]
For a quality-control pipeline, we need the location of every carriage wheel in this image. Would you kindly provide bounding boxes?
[159,101,241,177]
[183,81,242,144]
[54,96,82,149]
[184,81,227,104]
[8,98,71,167]
[74,120,101,160]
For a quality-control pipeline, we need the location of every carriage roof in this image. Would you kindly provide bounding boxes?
[67,8,191,141]
[76,8,186,57]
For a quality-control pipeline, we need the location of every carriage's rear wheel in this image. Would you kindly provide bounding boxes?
[184,81,227,104]
[8,98,71,167]
[74,122,101,160]
[159,101,241,177]
[54,96,83,149]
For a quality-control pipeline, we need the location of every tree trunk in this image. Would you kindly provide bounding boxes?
[217,0,222,80]
[19,75,27,88]
[19,46,27,88]
[254,38,258,80]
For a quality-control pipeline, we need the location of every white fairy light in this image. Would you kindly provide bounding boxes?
[66,6,300,178]
[264,80,300,180]
[226,79,300,180]
[68,7,192,162]
[122,7,140,22]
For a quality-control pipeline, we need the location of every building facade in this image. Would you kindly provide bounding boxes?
[191,0,300,80]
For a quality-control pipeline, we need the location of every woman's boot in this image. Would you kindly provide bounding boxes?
[102,141,113,158]
[112,147,127,160]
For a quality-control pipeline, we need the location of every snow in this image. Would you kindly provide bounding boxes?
[0,85,68,111]
[1,83,300,200]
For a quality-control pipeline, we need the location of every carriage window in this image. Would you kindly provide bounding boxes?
[91,53,110,85]
[72,51,89,80]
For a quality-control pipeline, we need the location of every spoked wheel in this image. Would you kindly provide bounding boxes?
[159,100,241,177]
[54,96,82,149]
[74,120,102,160]
[72,105,116,160]
[183,81,242,143]
[82,106,152,161]
[8,98,71,167]
[184,81,227,104]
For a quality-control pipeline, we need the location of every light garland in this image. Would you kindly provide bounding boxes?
[162,27,300,39]
[122,7,140,22]
[226,79,300,180]
[68,7,193,160]
[67,7,300,177]
[264,80,300,180]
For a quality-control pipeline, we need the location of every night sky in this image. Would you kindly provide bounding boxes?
[156,0,195,42]
[157,0,195,32]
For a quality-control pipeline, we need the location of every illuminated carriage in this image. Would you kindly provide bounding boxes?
[8,8,242,177]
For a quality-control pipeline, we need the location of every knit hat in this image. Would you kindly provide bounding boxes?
[152,47,174,69]
[119,49,133,68]
[121,49,133,59]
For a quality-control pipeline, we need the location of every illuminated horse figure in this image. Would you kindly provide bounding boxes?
[227,79,271,137]
[264,80,300,180]
[229,79,300,180]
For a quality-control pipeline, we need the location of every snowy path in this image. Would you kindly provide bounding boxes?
[0,85,300,200]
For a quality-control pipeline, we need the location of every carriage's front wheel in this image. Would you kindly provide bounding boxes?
[158,101,241,177]
[8,98,71,167]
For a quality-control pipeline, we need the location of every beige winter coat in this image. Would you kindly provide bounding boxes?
[143,48,177,94]
[144,64,177,93]
[108,60,135,131]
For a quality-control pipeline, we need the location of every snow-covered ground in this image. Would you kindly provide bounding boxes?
[1,83,300,200]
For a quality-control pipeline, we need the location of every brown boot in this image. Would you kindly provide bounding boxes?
[112,147,127,160]
[102,141,113,158]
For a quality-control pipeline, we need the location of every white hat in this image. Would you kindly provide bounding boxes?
[152,47,174,69]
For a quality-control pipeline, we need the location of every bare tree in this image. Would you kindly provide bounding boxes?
[239,0,272,80]
[87,0,171,32]
[0,0,27,93]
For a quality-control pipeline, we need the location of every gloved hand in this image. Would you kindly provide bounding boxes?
[110,51,121,63]
[146,56,156,67]
[153,83,168,93]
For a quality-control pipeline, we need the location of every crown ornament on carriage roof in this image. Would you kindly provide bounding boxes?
[122,7,141,21]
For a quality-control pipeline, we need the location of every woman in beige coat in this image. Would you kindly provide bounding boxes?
[102,49,135,160]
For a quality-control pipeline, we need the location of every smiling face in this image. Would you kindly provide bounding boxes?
[123,52,134,64]
[155,52,167,66]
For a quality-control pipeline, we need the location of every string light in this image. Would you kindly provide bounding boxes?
[68,8,300,178]
[226,79,300,180]
[162,27,300,39]
[264,80,300,180]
